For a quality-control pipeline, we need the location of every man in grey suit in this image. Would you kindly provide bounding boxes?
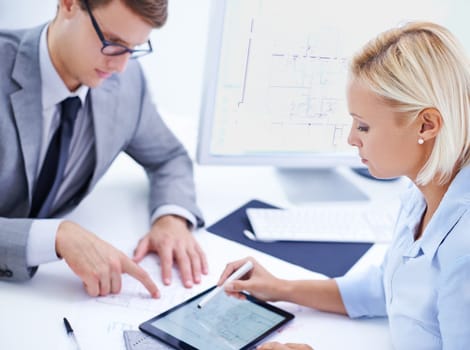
[0,0,208,298]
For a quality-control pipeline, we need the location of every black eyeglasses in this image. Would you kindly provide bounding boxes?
[84,0,153,59]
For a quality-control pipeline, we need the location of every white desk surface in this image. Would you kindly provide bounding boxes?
[0,117,408,350]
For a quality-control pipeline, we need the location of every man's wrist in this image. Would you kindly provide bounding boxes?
[151,205,197,230]
[152,214,188,230]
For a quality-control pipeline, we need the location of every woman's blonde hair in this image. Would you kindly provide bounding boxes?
[350,22,470,185]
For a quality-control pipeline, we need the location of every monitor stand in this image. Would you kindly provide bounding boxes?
[276,168,369,203]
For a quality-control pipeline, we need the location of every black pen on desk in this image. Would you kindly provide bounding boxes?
[63,317,82,350]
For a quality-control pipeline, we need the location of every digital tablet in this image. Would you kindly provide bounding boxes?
[139,286,294,350]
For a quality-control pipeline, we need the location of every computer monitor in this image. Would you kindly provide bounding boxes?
[197,0,470,202]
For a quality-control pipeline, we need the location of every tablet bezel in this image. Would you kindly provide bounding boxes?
[139,285,295,350]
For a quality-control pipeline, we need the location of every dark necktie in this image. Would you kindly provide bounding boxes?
[29,96,81,218]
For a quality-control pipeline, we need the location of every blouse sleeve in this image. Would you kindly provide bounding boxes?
[335,264,387,318]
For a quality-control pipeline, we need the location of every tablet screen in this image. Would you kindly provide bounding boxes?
[139,286,294,350]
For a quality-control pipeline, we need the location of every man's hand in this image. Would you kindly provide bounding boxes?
[133,215,208,288]
[56,220,159,298]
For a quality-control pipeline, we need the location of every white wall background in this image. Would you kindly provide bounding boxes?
[0,0,211,121]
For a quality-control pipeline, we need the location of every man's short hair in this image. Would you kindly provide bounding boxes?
[78,0,168,28]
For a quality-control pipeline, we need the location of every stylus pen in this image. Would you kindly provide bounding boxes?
[63,317,82,350]
[197,260,254,309]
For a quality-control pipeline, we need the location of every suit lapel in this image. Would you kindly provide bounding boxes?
[89,76,119,187]
[9,26,44,200]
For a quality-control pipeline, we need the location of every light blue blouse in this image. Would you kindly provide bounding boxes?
[336,165,470,350]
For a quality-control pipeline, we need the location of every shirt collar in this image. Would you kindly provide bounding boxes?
[400,183,426,233]
[421,165,470,257]
[403,165,470,259]
[39,23,89,109]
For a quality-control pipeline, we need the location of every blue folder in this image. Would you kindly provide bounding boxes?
[206,199,373,277]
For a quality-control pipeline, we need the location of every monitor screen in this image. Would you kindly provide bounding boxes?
[197,0,470,168]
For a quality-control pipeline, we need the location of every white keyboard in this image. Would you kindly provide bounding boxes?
[246,203,399,243]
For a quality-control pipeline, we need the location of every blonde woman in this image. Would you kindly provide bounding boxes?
[219,22,470,350]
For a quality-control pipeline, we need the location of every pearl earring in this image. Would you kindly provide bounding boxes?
[418,138,424,145]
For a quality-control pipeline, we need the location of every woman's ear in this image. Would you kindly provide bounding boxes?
[418,108,443,141]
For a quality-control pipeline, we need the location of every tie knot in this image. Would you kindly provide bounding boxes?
[61,96,81,123]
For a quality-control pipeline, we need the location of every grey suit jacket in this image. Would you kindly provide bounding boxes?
[0,25,203,281]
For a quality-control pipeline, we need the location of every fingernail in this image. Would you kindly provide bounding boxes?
[185,280,193,288]
[164,278,170,285]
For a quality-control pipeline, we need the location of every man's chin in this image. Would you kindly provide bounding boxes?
[83,77,105,88]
